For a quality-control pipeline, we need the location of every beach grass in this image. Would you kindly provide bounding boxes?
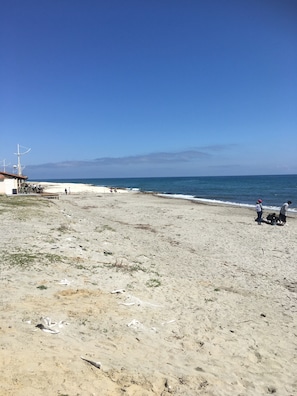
[0,195,51,208]
[1,248,66,269]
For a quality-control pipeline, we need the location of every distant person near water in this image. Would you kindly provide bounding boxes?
[279,201,292,224]
[255,199,263,225]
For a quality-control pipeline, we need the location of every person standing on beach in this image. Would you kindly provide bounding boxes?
[255,199,263,224]
[279,201,292,224]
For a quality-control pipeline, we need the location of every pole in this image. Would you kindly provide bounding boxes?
[1,159,10,172]
[14,144,31,176]
[17,144,22,176]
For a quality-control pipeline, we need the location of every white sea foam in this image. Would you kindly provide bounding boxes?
[157,193,297,213]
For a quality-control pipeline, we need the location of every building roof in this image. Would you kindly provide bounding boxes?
[0,171,28,180]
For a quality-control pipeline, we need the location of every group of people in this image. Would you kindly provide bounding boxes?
[255,199,292,225]
[19,183,44,194]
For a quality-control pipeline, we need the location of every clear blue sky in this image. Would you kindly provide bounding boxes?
[1,0,296,179]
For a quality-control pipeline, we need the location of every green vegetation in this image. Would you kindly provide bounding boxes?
[146,278,161,288]
[0,195,50,208]
[0,196,52,220]
[1,248,66,268]
[75,264,87,270]
[80,318,90,326]
[106,260,146,273]
[95,224,116,233]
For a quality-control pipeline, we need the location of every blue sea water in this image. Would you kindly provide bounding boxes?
[42,175,297,212]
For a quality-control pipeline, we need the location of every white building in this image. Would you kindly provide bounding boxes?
[0,171,28,195]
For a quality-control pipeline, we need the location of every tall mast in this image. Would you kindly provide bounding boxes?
[1,159,10,172]
[14,144,31,176]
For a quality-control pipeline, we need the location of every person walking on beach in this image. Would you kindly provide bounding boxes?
[279,200,292,224]
[255,199,263,225]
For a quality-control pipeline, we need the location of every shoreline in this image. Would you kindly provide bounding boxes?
[30,174,297,212]
[37,181,130,195]
[37,180,297,217]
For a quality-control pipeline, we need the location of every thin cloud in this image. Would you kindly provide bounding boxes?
[28,149,212,169]
[198,144,238,152]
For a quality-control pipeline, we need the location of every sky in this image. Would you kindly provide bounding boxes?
[1,0,297,180]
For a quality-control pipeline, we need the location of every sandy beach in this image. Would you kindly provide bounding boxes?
[0,183,296,396]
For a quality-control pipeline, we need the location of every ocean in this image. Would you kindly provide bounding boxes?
[42,174,297,212]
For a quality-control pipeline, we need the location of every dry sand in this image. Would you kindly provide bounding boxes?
[0,183,296,396]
